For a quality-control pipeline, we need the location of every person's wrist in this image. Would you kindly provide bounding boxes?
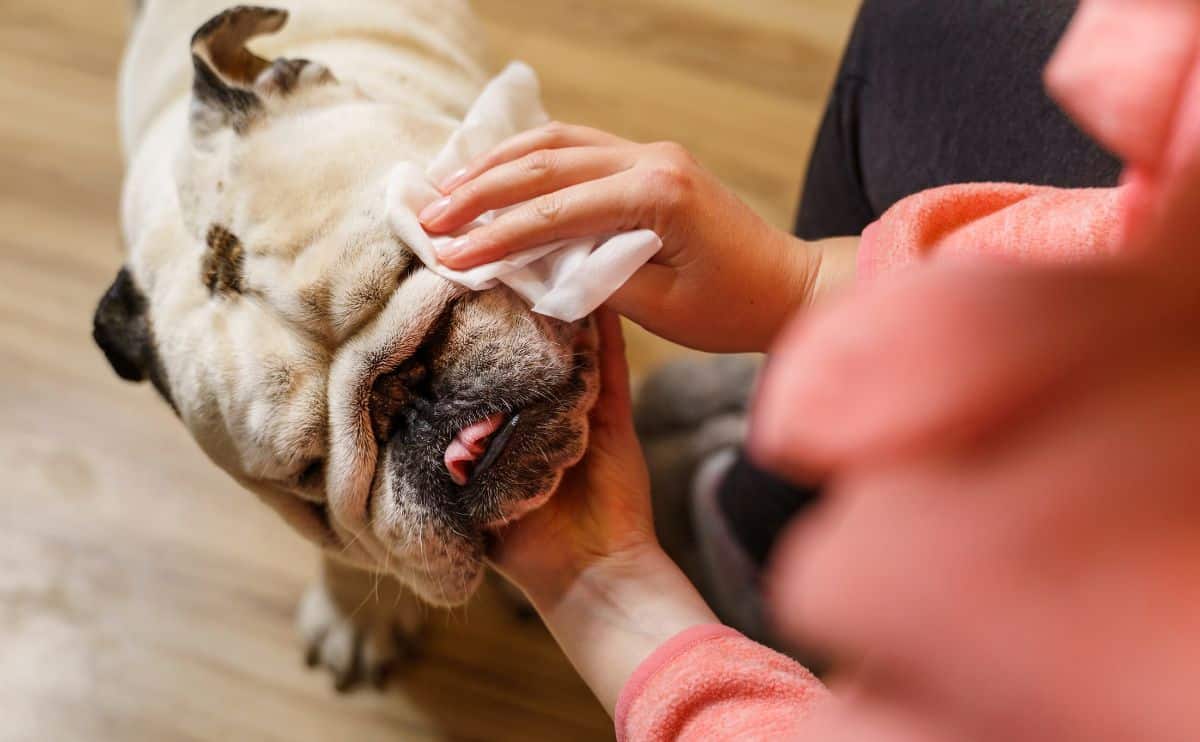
[744,232,861,351]
[531,541,721,714]
[517,537,662,613]
[809,235,860,303]
[745,229,821,352]
[533,541,718,641]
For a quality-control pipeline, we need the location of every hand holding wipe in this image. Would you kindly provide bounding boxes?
[386,63,662,322]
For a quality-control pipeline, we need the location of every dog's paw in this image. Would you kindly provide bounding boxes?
[296,562,425,692]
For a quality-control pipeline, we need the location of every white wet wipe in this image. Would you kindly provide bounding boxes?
[386,62,662,322]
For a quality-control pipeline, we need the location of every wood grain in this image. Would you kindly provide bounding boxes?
[0,1,856,739]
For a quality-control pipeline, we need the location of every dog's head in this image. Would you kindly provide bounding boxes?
[95,7,598,605]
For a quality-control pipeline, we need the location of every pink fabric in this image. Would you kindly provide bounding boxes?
[615,624,735,737]
[857,184,1125,282]
[859,0,1200,280]
[616,3,1200,740]
[615,625,828,742]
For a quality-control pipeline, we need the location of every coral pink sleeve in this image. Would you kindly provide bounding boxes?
[857,183,1126,283]
[615,624,830,742]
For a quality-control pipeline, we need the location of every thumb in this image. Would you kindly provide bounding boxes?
[588,309,634,436]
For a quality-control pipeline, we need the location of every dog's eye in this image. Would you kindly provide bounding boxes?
[294,459,325,495]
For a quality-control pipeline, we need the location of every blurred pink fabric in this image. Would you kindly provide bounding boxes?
[615,2,1200,740]
[856,184,1123,283]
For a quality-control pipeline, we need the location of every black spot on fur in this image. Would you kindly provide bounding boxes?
[258,57,333,95]
[270,58,307,93]
[93,267,175,409]
[191,54,261,133]
[203,224,245,295]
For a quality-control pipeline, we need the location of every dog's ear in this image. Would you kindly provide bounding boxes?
[190,6,334,135]
[189,6,287,134]
[93,267,173,406]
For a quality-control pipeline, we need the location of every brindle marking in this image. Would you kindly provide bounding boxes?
[203,224,245,296]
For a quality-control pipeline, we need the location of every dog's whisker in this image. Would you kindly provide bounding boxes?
[348,513,380,620]
[338,517,370,557]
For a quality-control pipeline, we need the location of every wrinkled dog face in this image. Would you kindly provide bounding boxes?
[95,7,598,605]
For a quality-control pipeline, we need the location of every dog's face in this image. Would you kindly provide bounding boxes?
[95,7,598,605]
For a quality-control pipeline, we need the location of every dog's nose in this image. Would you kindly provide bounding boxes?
[444,413,507,486]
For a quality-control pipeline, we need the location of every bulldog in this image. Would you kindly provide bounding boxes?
[95,1,599,687]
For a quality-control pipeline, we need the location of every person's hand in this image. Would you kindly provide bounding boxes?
[1047,0,1200,255]
[489,309,657,597]
[749,258,1200,742]
[419,123,857,352]
[745,6,1200,734]
[489,310,719,714]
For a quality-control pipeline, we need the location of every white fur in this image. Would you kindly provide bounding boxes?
[116,2,598,606]
[119,0,488,496]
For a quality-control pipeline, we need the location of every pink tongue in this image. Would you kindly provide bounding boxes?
[445,413,506,486]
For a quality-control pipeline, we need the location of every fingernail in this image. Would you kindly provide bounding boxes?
[437,236,471,261]
[419,196,452,225]
[439,167,469,192]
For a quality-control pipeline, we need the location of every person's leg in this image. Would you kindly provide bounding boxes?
[717,0,1124,589]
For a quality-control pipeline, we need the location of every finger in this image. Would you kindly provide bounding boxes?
[439,122,627,192]
[769,359,1200,741]
[589,309,633,432]
[811,691,960,742]
[1128,72,1200,260]
[746,261,1174,482]
[437,172,644,269]
[421,146,636,235]
[766,465,983,663]
[1045,0,1200,262]
[766,318,1200,657]
[1046,0,1200,169]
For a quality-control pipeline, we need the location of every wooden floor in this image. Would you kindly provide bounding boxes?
[0,1,856,740]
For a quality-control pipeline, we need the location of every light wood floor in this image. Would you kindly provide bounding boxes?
[0,1,857,740]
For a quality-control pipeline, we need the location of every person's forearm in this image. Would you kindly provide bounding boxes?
[523,545,720,716]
